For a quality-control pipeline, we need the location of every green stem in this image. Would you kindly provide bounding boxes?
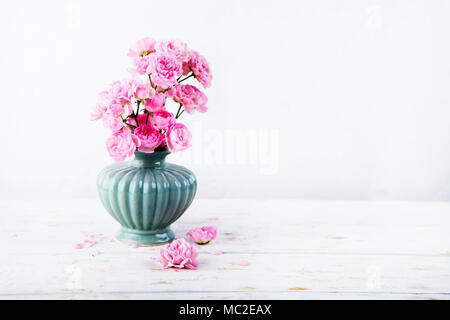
[148,74,156,89]
[175,104,183,119]
[178,73,194,83]
[134,101,141,126]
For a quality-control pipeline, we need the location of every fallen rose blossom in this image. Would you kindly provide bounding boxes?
[186,226,217,244]
[158,238,198,269]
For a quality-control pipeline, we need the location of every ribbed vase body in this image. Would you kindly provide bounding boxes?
[96,151,197,245]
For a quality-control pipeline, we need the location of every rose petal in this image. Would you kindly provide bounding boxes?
[74,243,85,249]
[237,260,251,266]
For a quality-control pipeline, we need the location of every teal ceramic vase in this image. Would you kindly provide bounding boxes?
[96,151,197,245]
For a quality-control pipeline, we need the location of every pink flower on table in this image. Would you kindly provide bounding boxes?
[127,37,156,57]
[144,92,166,112]
[166,123,192,153]
[182,50,212,88]
[158,238,199,269]
[150,110,175,130]
[106,128,141,162]
[156,39,190,63]
[187,226,217,244]
[134,124,164,153]
[147,53,182,89]
[167,84,208,114]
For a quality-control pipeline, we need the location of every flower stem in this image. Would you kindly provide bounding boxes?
[178,73,194,83]
[134,101,141,126]
[175,103,183,119]
[148,74,156,89]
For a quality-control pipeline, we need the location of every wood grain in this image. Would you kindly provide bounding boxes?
[0,199,449,299]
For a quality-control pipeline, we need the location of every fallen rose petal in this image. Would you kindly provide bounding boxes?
[76,232,103,249]
[83,239,97,246]
[74,243,85,249]
[237,260,251,266]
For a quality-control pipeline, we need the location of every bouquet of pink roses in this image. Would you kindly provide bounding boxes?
[91,37,212,162]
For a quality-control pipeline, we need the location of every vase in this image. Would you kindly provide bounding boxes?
[96,151,197,245]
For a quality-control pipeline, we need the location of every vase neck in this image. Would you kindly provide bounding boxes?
[132,151,170,168]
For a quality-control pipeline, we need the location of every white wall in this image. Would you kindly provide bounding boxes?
[0,0,449,200]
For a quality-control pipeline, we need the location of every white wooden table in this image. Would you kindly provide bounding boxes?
[1,199,449,300]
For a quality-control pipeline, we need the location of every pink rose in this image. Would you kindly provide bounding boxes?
[90,103,106,121]
[134,124,163,153]
[106,129,141,162]
[128,114,148,127]
[158,238,199,269]
[183,50,212,88]
[97,80,134,118]
[187,226,217,244]
[133,80,155,100]
[108,80,133,105]
[166,123,192,153]
[97,81,130,108]
[147,53,182,89]
[167,84,208,114]
[150,110,175,130]
[156,39,190,63]
[102,103,133,132]
[127,37,156,57]
[106,103,125,118]
[129,55,152,76]
[144,92,166,112]
[102,115,124,132]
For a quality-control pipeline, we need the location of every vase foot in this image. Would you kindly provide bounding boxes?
[116,227,174,245]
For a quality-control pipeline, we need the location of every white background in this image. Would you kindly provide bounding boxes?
[0,0,449,201]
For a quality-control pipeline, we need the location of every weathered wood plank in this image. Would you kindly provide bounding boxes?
[1,199,449,299]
